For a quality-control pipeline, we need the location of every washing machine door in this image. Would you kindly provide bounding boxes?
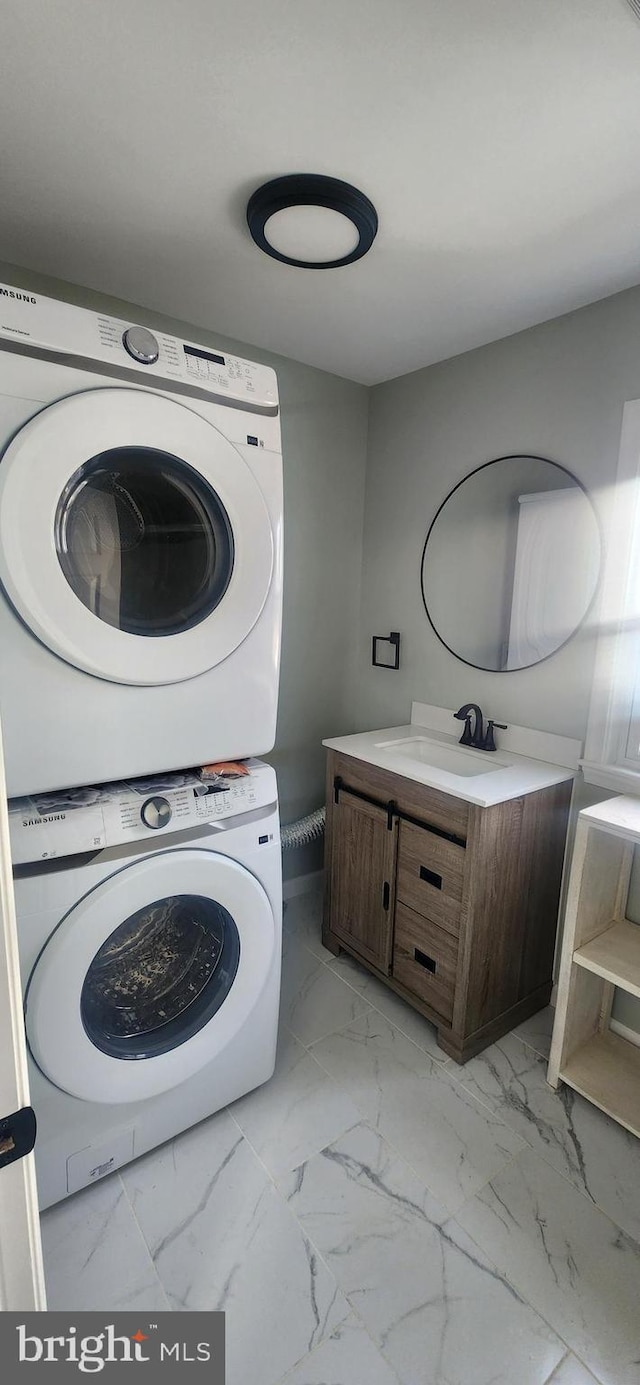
[25,848,278,1103]
[0,388,274,684]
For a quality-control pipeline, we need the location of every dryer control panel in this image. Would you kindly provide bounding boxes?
[0,284,278,414]
[9,760,278,864]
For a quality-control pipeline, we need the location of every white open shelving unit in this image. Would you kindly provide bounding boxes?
[548,796,640,1138]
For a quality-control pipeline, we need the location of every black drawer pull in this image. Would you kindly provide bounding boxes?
[419,865,442,890]
[382,881,390,911]
[414,948,436,973]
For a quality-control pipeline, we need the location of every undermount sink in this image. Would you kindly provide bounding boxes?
[374,735,511,778]
[324,706,578,808]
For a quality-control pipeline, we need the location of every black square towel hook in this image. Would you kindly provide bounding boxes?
[372,631,400,670]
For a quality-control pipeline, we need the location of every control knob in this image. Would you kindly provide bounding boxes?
[122,325,159,365]
[141,795,172,830]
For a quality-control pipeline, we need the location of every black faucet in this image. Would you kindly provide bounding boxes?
[454,703,484,748]
[453,704,507,752]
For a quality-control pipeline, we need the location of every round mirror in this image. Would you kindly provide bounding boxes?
[420,455,600,672]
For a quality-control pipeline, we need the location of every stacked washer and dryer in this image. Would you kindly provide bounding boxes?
[0,286,284,1208]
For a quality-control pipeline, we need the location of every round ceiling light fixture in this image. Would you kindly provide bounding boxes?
[246,174,378,269]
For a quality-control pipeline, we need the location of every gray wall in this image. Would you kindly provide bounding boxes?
[0,261,369,878]
[358,284,640,1031]
[355,284,640,739]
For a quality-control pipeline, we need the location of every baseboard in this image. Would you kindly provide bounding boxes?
[609,1017,640,1049]
[282,869,323,901]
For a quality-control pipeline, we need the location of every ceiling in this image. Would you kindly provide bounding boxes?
[2,0,640,385]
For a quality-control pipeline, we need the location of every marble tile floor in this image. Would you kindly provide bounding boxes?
[41,889,640,1385]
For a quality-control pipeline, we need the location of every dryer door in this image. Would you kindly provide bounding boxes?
[25,847,278,1103]
[0,388,274,684]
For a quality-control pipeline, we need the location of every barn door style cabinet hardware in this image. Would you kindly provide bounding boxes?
[324,751,572,1063]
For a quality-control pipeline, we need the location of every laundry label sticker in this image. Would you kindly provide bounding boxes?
[8,800,107,863]
[1,1313,225,1380]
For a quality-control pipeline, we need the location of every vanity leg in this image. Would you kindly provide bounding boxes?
[322,926,342,957]
[436,1030,465,1064]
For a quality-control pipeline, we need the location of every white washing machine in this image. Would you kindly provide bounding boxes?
[10,760,281,1209]
[0,284,283,796]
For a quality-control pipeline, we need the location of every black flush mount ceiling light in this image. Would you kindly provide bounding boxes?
[246,174,378,269]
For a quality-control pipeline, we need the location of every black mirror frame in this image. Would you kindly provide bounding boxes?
[419,453,602,674]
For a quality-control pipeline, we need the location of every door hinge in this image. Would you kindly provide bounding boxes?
[0,1106,36,1170]
[382,880,390,911]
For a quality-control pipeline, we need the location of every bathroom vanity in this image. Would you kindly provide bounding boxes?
[322,705,578,1062]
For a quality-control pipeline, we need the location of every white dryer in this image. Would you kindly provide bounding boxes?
[10,760,281,1209]
[0,285,283,796]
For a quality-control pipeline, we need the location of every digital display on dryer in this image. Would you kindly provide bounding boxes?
[184,344,226,366]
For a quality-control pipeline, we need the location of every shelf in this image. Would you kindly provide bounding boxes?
[580,795,640,844]
[573,919,640,998]
[549,796,640,1136]
[560,1030,640,1139]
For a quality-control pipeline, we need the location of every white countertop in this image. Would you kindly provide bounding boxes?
[323,704,579,808]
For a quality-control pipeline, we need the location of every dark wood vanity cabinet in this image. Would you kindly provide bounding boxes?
[323,750,572,1063]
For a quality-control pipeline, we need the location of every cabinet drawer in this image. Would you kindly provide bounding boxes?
[392,902,458,1022]
[396,820,464,937]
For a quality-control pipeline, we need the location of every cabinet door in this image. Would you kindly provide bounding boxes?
[329,789,398,973]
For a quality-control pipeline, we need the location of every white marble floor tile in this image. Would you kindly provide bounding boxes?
[229,1025,361,1177]
[280,1116,449,1236]
[546,1355,603,1385]
[278,1315,401,1385]
[311,1009,524,1215]
[121,1108,349,1385]
[284,890,333,961]
[513,1005,556,1059]
[456,1145,640,1385]
[328,951,450,1061]
[388,1219,565,1385]
[281,932,372,1045]
[451,1032,640,1243]
[281,1123,564,1385]
[41,1173,169,1311]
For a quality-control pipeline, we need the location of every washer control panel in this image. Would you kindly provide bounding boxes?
[8,760,277,864]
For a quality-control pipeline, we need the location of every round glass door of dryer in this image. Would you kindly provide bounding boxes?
[56,448,234,637]
[25,847,277,1103]
[0,388,274,685]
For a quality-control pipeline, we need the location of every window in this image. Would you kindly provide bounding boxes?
[582,398,640,789]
